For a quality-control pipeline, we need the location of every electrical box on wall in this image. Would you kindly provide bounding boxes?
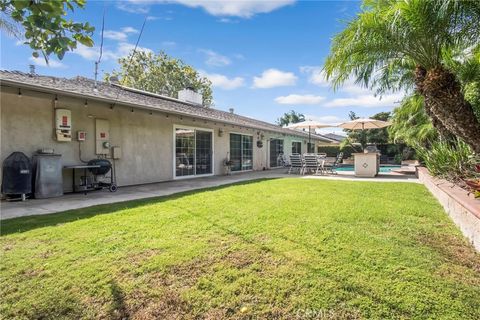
[95,119,110,155]
[112,146,122,159]
[55,109,72,142]
[77,131,86,141]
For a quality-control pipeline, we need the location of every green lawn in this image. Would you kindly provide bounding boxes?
[1,178,479,319]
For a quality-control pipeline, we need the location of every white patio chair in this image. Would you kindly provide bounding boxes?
[288,153,303,174]
[302,154,322,175]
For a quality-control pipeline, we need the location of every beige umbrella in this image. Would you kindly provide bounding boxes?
[337,118,391,130]
[286,120,333,148]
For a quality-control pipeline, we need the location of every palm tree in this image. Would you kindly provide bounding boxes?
[389,94,438,147]
[324,0,480,153]
[276,110,305,127]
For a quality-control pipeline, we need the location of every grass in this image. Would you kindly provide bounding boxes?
[1,178,479,319]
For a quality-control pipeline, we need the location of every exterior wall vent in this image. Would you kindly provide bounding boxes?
[178,88,203,106]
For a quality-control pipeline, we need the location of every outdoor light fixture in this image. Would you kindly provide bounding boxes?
[18,88,22,97]
[54,95,58,107]
[110,104,115,110]
[131,108,134,113]
[84,100,88,107]
[218,128,224,137]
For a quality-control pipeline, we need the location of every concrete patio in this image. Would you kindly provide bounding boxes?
[1,169,419,220]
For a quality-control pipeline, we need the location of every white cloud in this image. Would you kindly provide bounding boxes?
[29,57,66,68]
[116,42,153,57]
[121,27,139,33]
[300,66,330,87]
[323,93,403,108]
[275,94,325,105]
[104,30,128,41]
[73,43,152,61]
[253,68,298,88]
[199,49,231,67]
[200,71,245,90]
[73,44,101,60]
[127,0,295,18]
[117,2,150,14]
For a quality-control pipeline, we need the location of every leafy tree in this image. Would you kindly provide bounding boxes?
[389,94,438,147]
[324,0,480,153]
[276,110,305,127]
[0,0,94,62]
[105,51,213,107]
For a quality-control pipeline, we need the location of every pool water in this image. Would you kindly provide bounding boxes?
[335,165,401,173]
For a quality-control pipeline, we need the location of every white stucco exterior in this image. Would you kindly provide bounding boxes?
[1,86,332,192]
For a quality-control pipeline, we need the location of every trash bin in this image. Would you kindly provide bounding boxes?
[32,153,63,198]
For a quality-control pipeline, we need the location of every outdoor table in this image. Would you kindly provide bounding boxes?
[64,164,101,194]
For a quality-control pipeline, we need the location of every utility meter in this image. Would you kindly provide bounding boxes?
[55,109,72,142]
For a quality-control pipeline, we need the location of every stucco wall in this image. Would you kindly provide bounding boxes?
[1,87,321,192]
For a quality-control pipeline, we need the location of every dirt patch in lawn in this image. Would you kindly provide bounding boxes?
[111,246,293,319]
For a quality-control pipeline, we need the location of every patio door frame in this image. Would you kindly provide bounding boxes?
[269,138,284,168]
[173,124,214,179]
[229,132,254,172]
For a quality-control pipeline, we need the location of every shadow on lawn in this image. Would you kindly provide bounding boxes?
[1,178,279,236]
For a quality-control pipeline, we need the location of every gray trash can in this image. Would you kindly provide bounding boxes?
[32,153,63,198]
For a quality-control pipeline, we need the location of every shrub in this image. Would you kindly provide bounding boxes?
[415,139,478,182]
[317,145,357,157]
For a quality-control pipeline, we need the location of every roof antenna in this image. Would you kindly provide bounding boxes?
[94,5,106,92]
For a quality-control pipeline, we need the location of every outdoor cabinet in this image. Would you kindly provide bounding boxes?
[352,153,379,178]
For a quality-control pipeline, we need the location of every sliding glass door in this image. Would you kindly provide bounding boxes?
[269,139,284,168]
[292,141,302,154]
[175,127,213,178]
[230,133,253,172]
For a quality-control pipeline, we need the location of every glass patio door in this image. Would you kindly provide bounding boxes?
[230,134,253,172]
[269,139,284,168]
[175,128,212,178]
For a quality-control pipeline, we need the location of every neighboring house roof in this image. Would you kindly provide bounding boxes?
[323,133,347,142]
[0,70,335,143]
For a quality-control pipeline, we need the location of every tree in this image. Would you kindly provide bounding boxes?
[276,110,305,127]
[105,51,213,107]
[324,0,480,153]
[0,0,94,62]
[389,94,438,147]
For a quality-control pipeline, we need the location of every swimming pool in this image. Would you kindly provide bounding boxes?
[335,165,401,173]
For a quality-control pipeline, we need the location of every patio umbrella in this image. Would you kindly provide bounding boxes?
[337,118,391,130]
[337,118,391,151]
[286,120,333,150]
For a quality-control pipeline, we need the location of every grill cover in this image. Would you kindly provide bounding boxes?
[1,152,32,195]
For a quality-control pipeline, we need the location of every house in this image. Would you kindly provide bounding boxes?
[0,70,336,192]
[322,133,346,143]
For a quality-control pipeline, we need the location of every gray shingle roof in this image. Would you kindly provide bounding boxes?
[0,70,334,143]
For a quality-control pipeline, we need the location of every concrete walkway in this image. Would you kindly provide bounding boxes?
[1,170,418,220]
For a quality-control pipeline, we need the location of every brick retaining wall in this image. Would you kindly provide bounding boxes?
[417,167,480,251]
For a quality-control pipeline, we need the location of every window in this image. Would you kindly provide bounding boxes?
[175,127,212,177]
[307,142,315,153]
[292,141,302,154]
[269,139,284,167]
[230,134,253,171]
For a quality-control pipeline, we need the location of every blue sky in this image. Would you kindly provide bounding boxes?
[1,0,402,134]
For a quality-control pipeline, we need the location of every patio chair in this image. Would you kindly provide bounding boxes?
[322,152,344,174]
[288,153,303,174]
[302,154,322,175]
